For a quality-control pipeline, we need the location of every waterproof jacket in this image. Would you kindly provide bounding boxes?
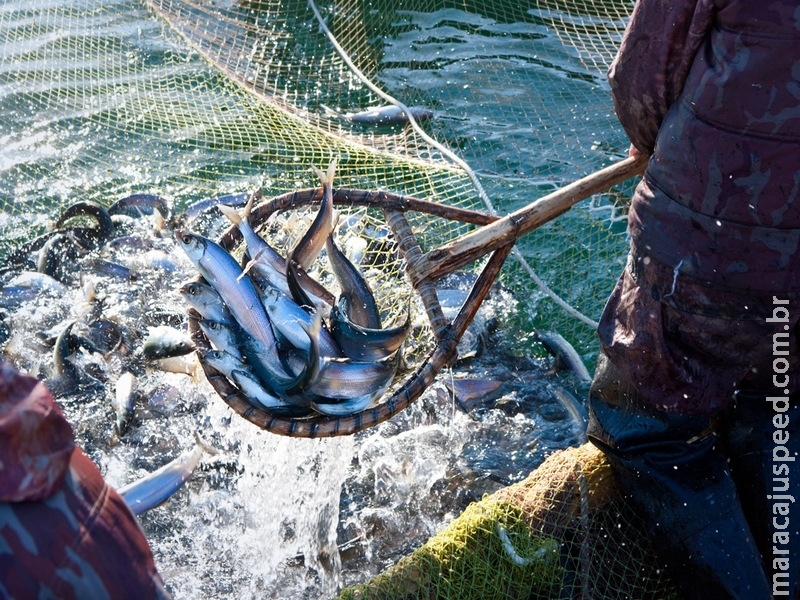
[610,0,800,294]
[0,360,170,599]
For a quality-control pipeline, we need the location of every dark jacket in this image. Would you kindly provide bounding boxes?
[0,361,170,599]
[610,0,800,294]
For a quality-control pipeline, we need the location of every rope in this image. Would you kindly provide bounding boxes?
[307,0,598,330]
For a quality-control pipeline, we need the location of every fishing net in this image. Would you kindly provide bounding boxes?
[0,0,668,598]
[1,0,635,360]
[336,443,680,600]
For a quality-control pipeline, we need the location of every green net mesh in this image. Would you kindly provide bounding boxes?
[338,444,680,600]
[0,1,664,597]
[0,0,635,360]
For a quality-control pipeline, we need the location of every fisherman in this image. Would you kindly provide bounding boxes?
[586,2,800,598]
[0,360,171,598]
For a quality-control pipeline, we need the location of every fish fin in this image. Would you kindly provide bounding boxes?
[242,191,255,221]
[152,210,166,235]
[284,312,322,395]
[238,247,266,280]
[325,157,338,186]
[311,165,326,187]
[217,203,242,225]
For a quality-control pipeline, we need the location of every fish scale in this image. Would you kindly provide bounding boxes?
[175,229,276,350]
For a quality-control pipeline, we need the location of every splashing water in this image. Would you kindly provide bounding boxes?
[0,202,585,598]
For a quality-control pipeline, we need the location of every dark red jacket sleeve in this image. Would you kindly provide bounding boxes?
[608,0,716,154]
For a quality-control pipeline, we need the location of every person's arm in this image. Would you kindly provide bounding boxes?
[608,0,717,155]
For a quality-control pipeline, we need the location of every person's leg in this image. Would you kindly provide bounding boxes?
[588,353,771,599]
[725,389,800,597]
[587,263,776,598]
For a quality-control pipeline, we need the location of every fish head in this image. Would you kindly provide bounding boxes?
[198,318,222,333]
[202,349,224,362]
[179,281,201,298]
[174,229,205,261]
[201,349,232,371]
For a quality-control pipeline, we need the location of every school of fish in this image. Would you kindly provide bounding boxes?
[178,160,409,418]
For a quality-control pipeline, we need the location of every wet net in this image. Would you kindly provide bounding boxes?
[0,0,666,598]
[337,443,680,600]
[1,0,636,359]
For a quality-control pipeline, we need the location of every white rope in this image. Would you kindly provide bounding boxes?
[307,0,597,329]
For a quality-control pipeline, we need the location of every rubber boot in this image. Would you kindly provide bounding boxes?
[725,390,800,598]
[587,354,772,600]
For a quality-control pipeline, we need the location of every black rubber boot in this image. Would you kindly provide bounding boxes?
[587,354,772,600]
[725,390,800,598]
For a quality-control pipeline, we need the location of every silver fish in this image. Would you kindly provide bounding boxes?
[0,271,67,311]
[53,200,115,249]
[118,435,212,515]
[112,371,136,437]
[153,354,202,381]
[84,318,123,355]
[236,329,308,393]
[345,105,434,126]
[218,194,287,278]
[551,386,588,444]
[283,252,335,318]
[200,349,253,380]
[198,319,243,360]
[83,257,135,280]
[534,330,592,384]
[53,321,80,382]
[174,229,277,351]
[306,353,398,400]
[326,232,380,328]
[142,325,196,360]
[37,232,83,283]
[290,160,337,271]
[182,192,248,222]
[108,193,170,220]
[260,285,340,357]
[219,195,299,304]
[311,393,378,416]
[230,368,310,413]
[329,303,409,362]
[179,280,235,326]
[243,247,335,315]
[239,247,291,295]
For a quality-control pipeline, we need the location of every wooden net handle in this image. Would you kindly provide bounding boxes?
[406,154,648,285]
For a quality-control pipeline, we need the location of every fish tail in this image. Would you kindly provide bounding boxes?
[242,192,255,221]
[193,431,219,456]
[325,157,338,186]
[312,157,338,189]
[218,204,242,225]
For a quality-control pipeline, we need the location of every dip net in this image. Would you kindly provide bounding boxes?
[0,0,678,597]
